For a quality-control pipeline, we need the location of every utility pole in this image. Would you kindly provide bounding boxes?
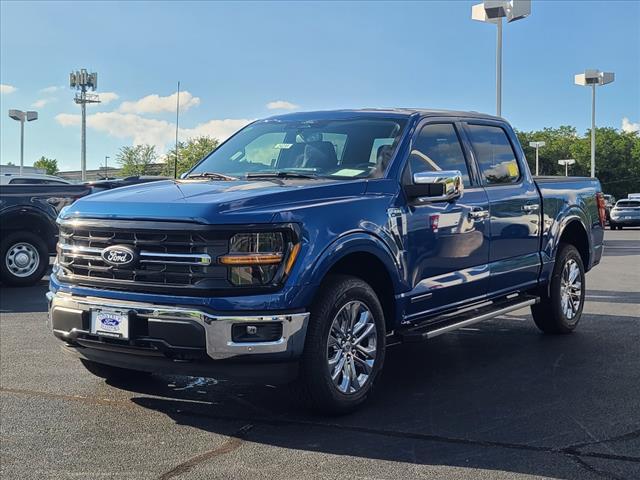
[529,141,545,176]
[8,110,38,175]
[105,155,110,179]
[574,69,615,178]
[70,69,100,181]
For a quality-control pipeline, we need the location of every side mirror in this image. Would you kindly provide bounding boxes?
[179,172,188,180]
[405,170,463,202]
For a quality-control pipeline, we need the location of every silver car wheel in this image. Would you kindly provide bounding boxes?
[560,258,582,320]
[5,242,40,278]
[326,300,378,394]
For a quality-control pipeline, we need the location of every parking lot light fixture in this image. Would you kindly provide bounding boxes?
[8,109,38,175]
[471,1,531,116]
[574,69,615,178]
[558,159,576,177]
[529,141,546,176]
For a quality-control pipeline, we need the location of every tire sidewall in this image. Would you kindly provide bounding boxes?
[0,231,49,287]
[304,276,386,412]
[550,245,585,330]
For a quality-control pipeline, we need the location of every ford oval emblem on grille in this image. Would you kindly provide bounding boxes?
[101,245,137,267]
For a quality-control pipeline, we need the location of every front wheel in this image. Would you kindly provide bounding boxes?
[300,275,386,414]
[531,243,585,334]
[0,231,49,286]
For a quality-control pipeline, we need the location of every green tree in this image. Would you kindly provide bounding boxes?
[163,136,219,177]
[33,156,59,175]
[516,126,640,199]
[116,145,157,177]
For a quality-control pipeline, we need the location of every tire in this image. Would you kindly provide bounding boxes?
[80,359,151,381]
[0,231,49,287]
[531,243,585,334]
[300,275,386,414]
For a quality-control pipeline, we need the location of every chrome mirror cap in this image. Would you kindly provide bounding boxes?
[411,170,464,202]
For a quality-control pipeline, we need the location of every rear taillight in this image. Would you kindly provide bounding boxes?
[596,192,606,227]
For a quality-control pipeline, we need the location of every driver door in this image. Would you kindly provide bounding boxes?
[402,121,491,321]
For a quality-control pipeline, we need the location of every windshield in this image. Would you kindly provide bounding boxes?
[189,117,407,180]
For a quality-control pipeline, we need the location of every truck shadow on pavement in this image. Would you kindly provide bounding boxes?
[123,313,640,480]
[0,280,49,313]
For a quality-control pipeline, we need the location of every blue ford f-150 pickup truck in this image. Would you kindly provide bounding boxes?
[48,109,605,413]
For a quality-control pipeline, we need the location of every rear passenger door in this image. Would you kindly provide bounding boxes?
[463,121,541,296]
[402,121,491,320]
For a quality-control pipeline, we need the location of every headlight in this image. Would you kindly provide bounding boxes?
[219,232,300,286]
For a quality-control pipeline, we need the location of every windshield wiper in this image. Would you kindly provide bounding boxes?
[246,171,320,180]
[186,172,238,181]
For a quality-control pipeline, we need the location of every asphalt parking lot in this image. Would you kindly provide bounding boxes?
[1,229,639,480]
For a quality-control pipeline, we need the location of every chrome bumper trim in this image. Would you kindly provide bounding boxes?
[48,291,310,360]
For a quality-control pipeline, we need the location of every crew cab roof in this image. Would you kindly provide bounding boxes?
[265,108,503,122]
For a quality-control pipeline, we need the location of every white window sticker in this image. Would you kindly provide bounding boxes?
[333,168,365,177]
[274,143,293,149]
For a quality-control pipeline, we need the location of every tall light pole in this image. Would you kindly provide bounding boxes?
[472,1,531,116]
[104,155,110,179]
[8,110,38,175]
[574,69,615,178]
[529,141,545,176]
[70,69,100,181]
[558,159,576,177]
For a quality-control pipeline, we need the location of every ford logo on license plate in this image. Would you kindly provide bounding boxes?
[101,245,137,267]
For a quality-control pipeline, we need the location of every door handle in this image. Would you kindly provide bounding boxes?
[522,203,540,212]
[468,208,490,221]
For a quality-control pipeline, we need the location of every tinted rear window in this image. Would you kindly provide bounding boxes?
[616,201,640,208]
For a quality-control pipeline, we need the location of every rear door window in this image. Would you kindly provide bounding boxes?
[466,124,520,185]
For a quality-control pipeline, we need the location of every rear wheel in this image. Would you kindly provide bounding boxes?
[80,359,151,381]
[0,231,49,286]
[531,243,585,334]
[300,275,386,414]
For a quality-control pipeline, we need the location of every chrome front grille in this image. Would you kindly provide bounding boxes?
[56,221,229,290]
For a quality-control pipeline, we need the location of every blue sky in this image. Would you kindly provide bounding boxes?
[1,0,638,172]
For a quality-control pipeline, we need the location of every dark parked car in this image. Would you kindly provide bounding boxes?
[85,176,169,193]
[47,109,605,413]
[0,183,90,285]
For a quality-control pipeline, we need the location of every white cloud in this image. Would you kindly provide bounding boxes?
[55,111,251,152]
[266,100,299,110]
[622,117,639,133]
[1,84,17,94]
[118,91,200,114]
[97,92,119,105]
[40,85,62,93]
[32,98,57,108]
[183,118,253,143]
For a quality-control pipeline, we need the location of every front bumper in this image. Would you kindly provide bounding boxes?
[47,291,310,378]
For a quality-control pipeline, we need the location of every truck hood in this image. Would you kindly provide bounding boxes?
[61,178,368,224]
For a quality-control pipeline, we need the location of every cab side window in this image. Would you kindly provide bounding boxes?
[404,123,471,187]
[466,124,520,185]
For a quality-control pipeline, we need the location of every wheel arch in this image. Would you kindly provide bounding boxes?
[0,207,58,253]
[306,233,403,331]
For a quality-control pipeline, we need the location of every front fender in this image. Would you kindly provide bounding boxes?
[298,231,404,292]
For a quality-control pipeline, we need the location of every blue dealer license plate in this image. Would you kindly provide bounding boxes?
[91,309,130,339]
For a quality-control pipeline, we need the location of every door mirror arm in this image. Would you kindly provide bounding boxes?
[405,170,464,203]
